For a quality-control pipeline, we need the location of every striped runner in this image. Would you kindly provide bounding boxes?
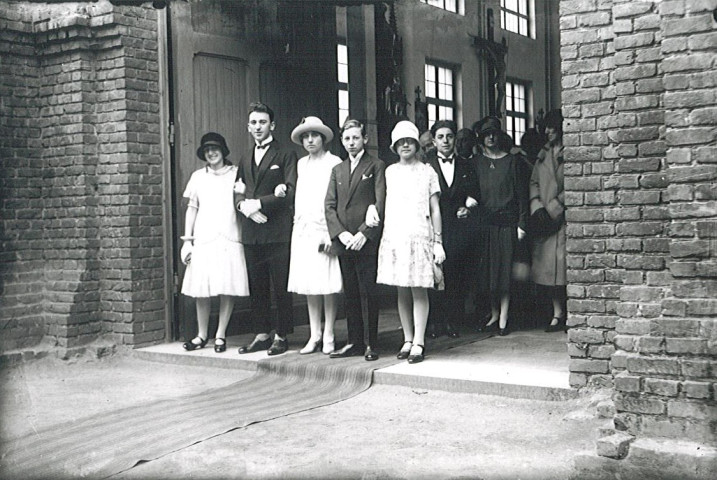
[0,330,489,478]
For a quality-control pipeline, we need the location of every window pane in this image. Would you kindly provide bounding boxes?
[445,84,453,101]
[425,64,435,81]
[519,18,528,36]
[338,90,349,109]
[438,67,446,84]
[338,65,349,84]
[339,109,349,129]
[444,68,453,86]
[506,0,518,12]
[446,0,456,12]
[518,0,527,14]
[337,44,347,64]
[426,79,436,98]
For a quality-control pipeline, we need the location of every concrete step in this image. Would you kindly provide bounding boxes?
[135,318,577,401]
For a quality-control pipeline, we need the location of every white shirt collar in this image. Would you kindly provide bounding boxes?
[255,135,274,148]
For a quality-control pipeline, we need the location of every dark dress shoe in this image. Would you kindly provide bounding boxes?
[396,341,413,360]
[267,337,288,356]
[499,327,510,336]
[237,337,272,354]
[183,336,207,351]
[329,344,364,358]
[407,344,425,364]
[445,322,460,338]
[364,346,379,361]
[427,322,443,339]
[214,338,226,353]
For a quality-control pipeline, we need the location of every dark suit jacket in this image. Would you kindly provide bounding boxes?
[235,140,298,244]
[425,151,480,250]
[325,153,386,256]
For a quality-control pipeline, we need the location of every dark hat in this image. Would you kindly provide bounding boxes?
[476,116,513,152]
[477,116,504,137]
[544,109,564,131]
[196,132,230,160]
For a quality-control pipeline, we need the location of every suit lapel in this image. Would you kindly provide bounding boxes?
[347,155,371,202]
[254,143,277,188]
[429,156,450,193]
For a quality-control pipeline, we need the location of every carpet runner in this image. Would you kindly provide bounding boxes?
[0,330,490,479]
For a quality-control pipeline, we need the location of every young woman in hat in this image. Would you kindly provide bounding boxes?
[285,116,343,354]
[180,132,250,353]
[529,110,567,332]
[376,120,445,364]
[472,117,529,336]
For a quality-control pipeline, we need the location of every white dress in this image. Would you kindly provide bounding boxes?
[181,165,250,298]
[287,152,343,295]
[377,161,440,288]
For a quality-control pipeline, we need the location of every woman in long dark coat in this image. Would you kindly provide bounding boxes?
[473,117,528,336]
[529,110,566,332]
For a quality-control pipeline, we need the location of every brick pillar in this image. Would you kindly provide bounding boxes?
[0,1,166,353]
[562,0,717,472]
[561,0,620,389]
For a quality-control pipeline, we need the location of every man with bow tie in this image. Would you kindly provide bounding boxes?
[425,120,480,339]
[235,102,298,356]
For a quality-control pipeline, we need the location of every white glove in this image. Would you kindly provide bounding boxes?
[233,179,246,194]
[517,227,526,240]
[338,231,354,247]
[180,242,193,265]
[465,196,478,208]
[365,204,380,227]
[239,199,261,217]
[433,242,446,264]
[274,183,287,197]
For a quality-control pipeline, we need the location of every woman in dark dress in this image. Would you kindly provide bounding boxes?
[473,117,528,336]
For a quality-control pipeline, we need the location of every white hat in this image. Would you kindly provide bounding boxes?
[390,120,420,153]
[291,116,334,145]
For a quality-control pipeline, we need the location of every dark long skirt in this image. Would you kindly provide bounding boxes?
[477,224,517,297]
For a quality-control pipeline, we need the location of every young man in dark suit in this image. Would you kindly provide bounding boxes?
[425,119,480,338]
[325,119,386,361]
[235,102,298,356]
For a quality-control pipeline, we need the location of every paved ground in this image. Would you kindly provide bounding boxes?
[0,346,608,480]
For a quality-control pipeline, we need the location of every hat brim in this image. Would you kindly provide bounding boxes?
[390,137,420,154]
[196,141,230,160]
[291,124,334,146]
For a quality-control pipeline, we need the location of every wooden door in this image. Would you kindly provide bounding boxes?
[169,0,339,340]
[170,0,259,340]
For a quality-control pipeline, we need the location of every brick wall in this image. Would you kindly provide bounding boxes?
[0,1,166,353]
[561,0,716,455]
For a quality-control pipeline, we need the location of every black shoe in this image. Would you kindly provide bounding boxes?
[396,341,413,360]
[329,343,364,358]
[427,322,443,339]
[407,344,425,364]
[237,337,272,354]
[545,317,566,333]
[364,346,379,361]
[499,327,509,336]
[267,337,288,356]
[214,338,226,353]
[183,336,207,351]
[445,322,460,338]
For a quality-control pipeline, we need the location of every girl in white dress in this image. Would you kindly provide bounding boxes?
[286,117,343,354]
[180,132,250,353]
[377,121,445,363]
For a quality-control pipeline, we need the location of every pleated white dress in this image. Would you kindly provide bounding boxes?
[181,165,250,298]
[287,152,343,295]
[377,161,440,288]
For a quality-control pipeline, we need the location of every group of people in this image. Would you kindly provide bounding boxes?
[179,101,566,365]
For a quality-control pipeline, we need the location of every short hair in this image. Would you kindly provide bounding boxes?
[248,102,274,122]
[430,120,457,137]
[340,118,367,137]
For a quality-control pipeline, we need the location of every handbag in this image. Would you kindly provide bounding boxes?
[433,262,445,291]
[527,207,563,239]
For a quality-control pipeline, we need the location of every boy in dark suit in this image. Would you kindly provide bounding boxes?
[235,102,298,356]
[425,120,480,338]
[325,119,386,361]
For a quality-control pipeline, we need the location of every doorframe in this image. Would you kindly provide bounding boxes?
[158,4,177,341]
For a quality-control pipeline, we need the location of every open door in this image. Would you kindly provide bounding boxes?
[169,0,338,341]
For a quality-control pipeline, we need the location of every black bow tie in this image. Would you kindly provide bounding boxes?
[255,143,270,150]
[439,155,454,164]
